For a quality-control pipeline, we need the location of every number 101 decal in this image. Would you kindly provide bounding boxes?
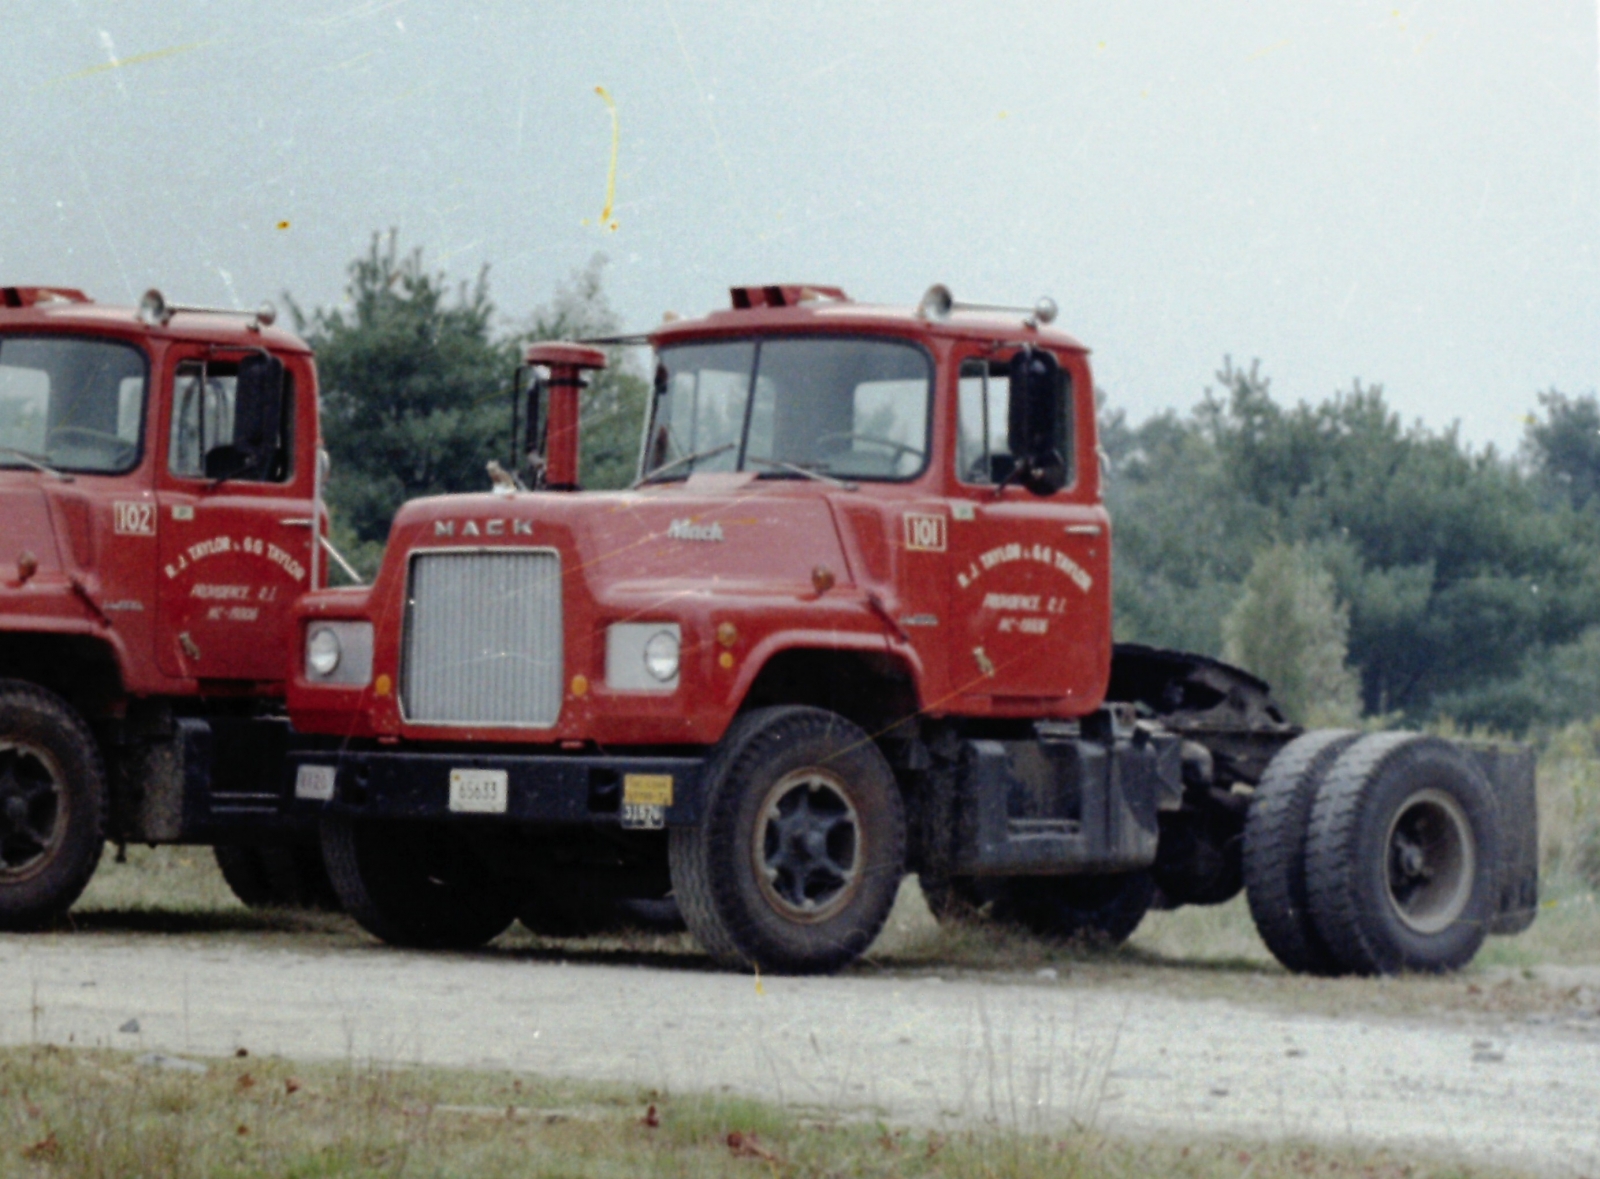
[903,512,946,552]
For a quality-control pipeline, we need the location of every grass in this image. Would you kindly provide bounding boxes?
[0,1044,1533,1178]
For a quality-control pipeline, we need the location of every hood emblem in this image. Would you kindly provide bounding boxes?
[434,519,533,538]
[667,518,724,542]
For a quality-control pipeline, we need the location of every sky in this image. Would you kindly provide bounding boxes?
[2,1,1596,454]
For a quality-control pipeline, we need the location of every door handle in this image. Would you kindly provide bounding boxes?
[279,517,314,527]
[1065,524,1101,536]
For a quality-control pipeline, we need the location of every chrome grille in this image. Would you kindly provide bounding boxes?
[401,550,563,726]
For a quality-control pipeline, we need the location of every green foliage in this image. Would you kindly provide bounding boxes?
[288,231,517,550]
[1108,359,1600,730]
[287,238,650,570]
[1524,389,1600,510]
[1222,544,1361,727]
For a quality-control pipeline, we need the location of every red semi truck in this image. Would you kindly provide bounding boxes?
[284,283,1538,976]
[0,285,334,924]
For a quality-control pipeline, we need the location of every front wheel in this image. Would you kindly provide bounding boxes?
[214,843,340,910]
[1305,733,1501,975]
[670,707,906,975]
[321,818,516,950]
[0,682,106,929]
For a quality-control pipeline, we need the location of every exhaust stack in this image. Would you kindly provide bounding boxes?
[523,343,606,491]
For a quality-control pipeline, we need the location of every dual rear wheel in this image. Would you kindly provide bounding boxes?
[1245,731,1501,975]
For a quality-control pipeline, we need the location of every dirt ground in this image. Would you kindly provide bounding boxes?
[3,865,1599,1178]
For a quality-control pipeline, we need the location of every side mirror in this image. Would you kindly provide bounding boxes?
[221,353,287,480]
[1006,348,1066,495]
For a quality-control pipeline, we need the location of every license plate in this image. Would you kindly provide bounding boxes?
[623,774,673,807]
[448,768,508,813]
[620,802,666,830]
[294,764,337,802]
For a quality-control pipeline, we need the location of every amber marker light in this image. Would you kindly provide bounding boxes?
[373,674,392,697]
[571,674,590,697]
[719,652,735,670]
[716,621,738,648]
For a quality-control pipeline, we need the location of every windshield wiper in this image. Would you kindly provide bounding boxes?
[631,441,736,488]
[745,455,857,491]
[0,447,72,482]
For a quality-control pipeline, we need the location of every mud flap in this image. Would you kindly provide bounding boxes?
[1467,744,1539,935]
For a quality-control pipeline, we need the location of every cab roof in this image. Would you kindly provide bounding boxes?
[649,285,1087,354]
[0,287,313,354]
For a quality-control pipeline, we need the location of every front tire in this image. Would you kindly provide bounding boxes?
[321,818,516,950]
[0,682,106,929]
[1305,733,1501,975]
[214,843,340,910]
[670,706,906,974]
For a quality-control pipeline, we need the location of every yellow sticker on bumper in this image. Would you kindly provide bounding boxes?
[623,774,674,807]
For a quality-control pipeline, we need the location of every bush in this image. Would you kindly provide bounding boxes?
[1222,543,1361,726]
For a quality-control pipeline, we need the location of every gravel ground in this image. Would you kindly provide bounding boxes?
[1,931,1598,1175]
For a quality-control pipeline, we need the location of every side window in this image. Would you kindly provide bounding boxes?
[957,356,1073,488]
[168,360,294,482]
[957,359,1014,485]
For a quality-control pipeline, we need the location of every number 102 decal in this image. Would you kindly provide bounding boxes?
[113,501,155,536]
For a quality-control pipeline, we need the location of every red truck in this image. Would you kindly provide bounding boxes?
[0,285,334,925]
[285,283,1538,976]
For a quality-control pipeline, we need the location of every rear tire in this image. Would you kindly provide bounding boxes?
[670,706,906,974]
[1243,729,1359,974]
[213,843,340,911]
[0,682,106,929]
[1305,733,1501,975]
[321,818,516,950]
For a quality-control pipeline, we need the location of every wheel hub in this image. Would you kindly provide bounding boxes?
[0,741,66,880]
[752,769,862,923]
[1384,788,1474,936]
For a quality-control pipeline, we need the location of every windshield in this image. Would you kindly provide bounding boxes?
[642,336,931,482]
[0,336,146,474]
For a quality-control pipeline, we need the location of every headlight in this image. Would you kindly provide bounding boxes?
[643,629,680,683]
[307,627,342,676]
[303,621,374,685]
[606,622,681,690]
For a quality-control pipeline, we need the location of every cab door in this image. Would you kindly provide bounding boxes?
[155,349,316,682]
[946,349,1110,713]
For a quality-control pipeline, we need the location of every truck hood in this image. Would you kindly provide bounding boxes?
[386,480,852,598]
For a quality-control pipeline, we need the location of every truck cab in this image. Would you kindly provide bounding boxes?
[288,284,1538,977]
[0,285,329,924]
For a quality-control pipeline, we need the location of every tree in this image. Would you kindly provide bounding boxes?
[289,232,517,560]
[288,239,650,578]
[1524,389,1600,510]
[1105,359,1600,728]
[1222,544,1362,727]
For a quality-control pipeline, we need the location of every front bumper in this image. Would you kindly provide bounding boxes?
[285,745,709,828]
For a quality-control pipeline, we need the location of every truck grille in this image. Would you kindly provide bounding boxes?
[401,550,564,726]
